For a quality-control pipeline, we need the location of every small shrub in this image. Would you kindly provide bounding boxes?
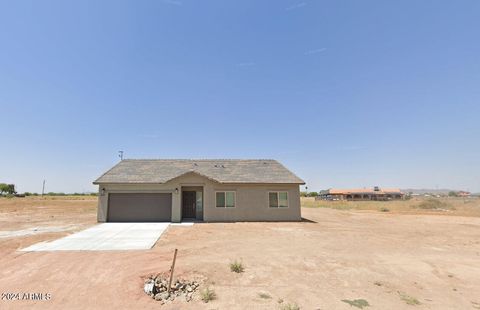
[6,194,15,199]
[398,292,420,305]
[279,302,300,310]
[342,299,370,309]
[414,199,454,210]
[258,292,271,299]
[230,260,244,273]
[200,287,216,303]
[380,207,390,212]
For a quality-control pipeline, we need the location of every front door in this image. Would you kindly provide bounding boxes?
[182,191,196,219]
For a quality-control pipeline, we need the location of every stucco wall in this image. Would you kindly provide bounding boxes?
[96,172,301,222]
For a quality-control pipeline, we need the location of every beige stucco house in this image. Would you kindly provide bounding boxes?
[93,159,305,222]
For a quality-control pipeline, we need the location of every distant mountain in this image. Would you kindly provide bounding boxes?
[401,188,457,195]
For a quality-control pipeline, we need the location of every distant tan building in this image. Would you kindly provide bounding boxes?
[457,191,471,197]
[317,187,404,201]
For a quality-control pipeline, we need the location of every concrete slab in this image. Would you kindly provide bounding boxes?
[20,223,173,251]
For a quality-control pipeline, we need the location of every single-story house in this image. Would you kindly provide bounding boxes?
[93,159,305,222]
[317,187,404,201]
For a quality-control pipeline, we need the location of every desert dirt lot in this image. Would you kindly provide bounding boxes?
[1,197,480,309]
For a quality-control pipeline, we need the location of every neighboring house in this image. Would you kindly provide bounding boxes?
[93,159,305,222]
[457,191,471,197]
[317,186,404,201]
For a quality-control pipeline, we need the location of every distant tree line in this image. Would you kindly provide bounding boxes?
[300,191,318,197]
[23,192,98,196]
[1,184,98,198]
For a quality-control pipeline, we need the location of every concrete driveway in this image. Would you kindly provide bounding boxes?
[20,223,171,251]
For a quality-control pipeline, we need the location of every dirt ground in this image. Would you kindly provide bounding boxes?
[1,197,480,309]
[301,196,480,217]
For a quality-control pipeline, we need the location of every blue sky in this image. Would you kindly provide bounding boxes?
[1,0,479,193]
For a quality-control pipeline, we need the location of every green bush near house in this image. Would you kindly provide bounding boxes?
[342,299,370,309]
[279,302,300,310]
[258,292,271,299]
[398,292,421,305]
[230,260,245,273]
[200,287,216,303]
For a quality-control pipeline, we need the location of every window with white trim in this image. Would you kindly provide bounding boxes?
[269,191,288,208]
[216,191,235,208]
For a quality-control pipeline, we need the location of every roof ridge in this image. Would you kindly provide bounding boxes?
[93,159,305,185]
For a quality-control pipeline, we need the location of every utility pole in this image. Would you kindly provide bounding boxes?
[42,180,46,196]
[118,151,124,160]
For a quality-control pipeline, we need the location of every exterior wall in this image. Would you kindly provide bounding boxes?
[203,183,301,222]
[96,172,301,222]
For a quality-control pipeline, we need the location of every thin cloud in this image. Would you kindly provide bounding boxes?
[162,0,182,5]
[235,62,256,67]
[304,48,327,55]
[286,2,307,11]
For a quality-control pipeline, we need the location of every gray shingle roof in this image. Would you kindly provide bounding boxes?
[93,159,305,185]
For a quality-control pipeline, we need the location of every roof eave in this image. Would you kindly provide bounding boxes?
[93,181,167,185]
[93,180,305,185]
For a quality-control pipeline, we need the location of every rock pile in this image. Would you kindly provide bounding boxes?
[144,275,200,304]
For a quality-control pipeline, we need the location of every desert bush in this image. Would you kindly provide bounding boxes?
[414,199,454,210]
[342,299,370,309]
[279,302,300,310]
[258,292,271,299]
[230,260,244,273]
[380,207,390,212]
[200,287,216,303]
[448,191,458,197]
[398,292,421,305]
